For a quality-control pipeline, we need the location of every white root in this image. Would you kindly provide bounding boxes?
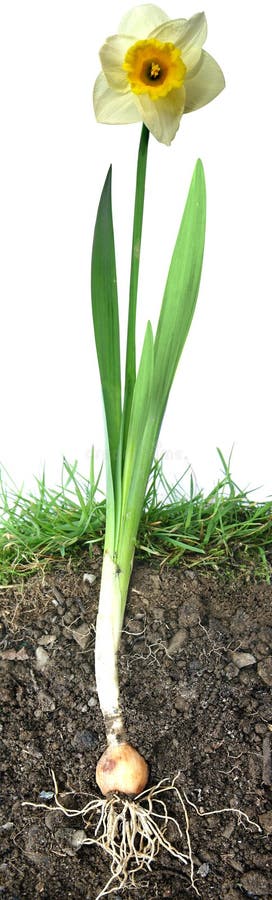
[23,772,195,896]
[22,770,261,900]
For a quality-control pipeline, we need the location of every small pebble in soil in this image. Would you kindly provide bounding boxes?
[178,597,204,626]
[56,605,65,616]
[38,634,57,648]
[174,679,197,711]
[225,663,239,680]
[71,623,90,650]
[230,651,256,668]
[36,690,56,713]
[38,790,54,800]
[222,821,236,839]
[174,696,188,712]
[257,656,272,686]
[83,572,97,586]
[197,862,210,878]
[87,696,97,708]
[259,809,272,833]
[0,821,14,832]
[35,647,51,671]
[70,829,86,849]
[167,627,188,654]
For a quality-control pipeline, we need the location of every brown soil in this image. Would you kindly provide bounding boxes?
[0,551,272,899]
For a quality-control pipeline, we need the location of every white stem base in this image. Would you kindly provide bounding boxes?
[95,551,126,746]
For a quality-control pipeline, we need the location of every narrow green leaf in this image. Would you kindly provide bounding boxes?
[153,159,206,431]
[120,321,154,533]
[91,167,121,490]
[103,414,116,557]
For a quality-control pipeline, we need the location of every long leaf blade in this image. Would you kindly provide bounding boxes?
[153,159,206,425]
[91,167,121,489]
[120,321,154,532]
[116,160,206,576]
[116,321,154,608]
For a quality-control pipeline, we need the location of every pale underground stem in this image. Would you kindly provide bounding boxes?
[95,551,129,746]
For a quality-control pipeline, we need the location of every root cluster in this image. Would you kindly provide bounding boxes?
[23,771,261,900]
[82,777,194,898]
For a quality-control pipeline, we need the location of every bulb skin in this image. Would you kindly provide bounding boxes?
[96,741,149,797]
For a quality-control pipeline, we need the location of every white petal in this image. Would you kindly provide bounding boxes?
[179,12,207,69]
[93,72,142,124]
[99,36,134,91]
[184,50,225,112]
[118,4,169,38]
[135,86,185,144]
[151,12,207,70]
[149,18,187,42]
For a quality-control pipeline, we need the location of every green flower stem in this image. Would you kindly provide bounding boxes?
[122,124,150,458]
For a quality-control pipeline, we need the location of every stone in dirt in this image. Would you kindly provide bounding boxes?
[259,809,272,833]
[35,646,51,671]
[71,622,90,649]
[35,690,56,714]
[230,650,256,668]
[0,646,29,661]
[178,596,204,626]
[257,655,272,686]
[38,634,57,647]
[167,627,188,654]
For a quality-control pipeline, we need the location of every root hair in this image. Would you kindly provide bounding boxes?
[23,771,261,899]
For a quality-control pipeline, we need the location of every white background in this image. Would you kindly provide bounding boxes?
[0,0,271,500]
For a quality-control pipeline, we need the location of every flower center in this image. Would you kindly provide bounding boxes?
[123,39,186,100]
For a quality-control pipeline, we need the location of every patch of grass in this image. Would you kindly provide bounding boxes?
[0,450,271,584]
[140,450,272,580]
[0,455,105,584]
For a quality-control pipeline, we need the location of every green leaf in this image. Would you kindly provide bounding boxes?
[91,167,121,493]
[153,158,206,433]
[116,159,206,578]
[120,321,154,532]
[116,321,154,611]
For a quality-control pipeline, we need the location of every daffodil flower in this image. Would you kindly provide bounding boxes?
[93,4,225,144]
